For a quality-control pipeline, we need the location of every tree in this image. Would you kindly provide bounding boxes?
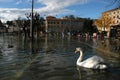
[95,13,113,33]
[94,19,103,31]
[83,18,98,35]
[101,13,112,31]
[15,17,25,31]
[64,15,76,19]
[6,21,14,27]
[25,12,45,37]
[0,20,3,27]
[94,13,114,38]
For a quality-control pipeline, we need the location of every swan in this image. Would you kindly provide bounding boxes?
[75,47,107,69]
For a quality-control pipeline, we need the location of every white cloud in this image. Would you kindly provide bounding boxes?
[36,0,90,16]
[0,0,91,22]
[0,8,30,22]
[37,0,88,9]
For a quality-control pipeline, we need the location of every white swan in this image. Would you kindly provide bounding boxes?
[75,47,107,69]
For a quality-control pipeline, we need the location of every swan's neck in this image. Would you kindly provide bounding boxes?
[77,51,83,63]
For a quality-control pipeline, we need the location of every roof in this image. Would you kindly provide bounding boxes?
[46,16,56,19]
[103,7,120,13]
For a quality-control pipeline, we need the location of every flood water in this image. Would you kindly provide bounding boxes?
[0,34,120,80]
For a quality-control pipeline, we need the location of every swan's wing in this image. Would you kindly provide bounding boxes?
[79,56,105,68]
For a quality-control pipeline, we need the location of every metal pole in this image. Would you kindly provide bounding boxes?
[30,0,34,40]
[30,0,34,54]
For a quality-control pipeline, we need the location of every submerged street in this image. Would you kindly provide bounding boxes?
[0,0,120,80]
[0,34,120,80]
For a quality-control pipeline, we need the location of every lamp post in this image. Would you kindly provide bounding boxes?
[30,0,34,40]
[30,0,34,54]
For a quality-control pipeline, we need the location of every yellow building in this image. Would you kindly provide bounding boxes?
[104,8,120,26]
[94,7,120,38]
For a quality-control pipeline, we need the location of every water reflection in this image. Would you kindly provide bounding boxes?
[77,66,109,80]
[77,65,120,80]
[0,34,120,80]
[94,39,120,54]
[109,39,120,52]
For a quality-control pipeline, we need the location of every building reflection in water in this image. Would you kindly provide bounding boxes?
[92,37,120,54]
[45,34,48,52]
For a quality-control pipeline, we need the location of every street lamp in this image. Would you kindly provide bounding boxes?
[30,0,34,40]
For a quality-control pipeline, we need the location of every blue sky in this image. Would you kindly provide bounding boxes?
[0,0,115,22]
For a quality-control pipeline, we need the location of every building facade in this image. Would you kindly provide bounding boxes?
[94,7,120,38]
[104,8,120,26]
[45,16,84,36]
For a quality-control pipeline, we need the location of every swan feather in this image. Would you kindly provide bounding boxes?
[75,48,107,69]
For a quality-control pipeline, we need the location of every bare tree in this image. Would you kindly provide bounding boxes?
[25,12,45,37]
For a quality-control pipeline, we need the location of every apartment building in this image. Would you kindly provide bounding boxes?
[94,7,120,38]
[45,16,84,35]
[104,8,120,26]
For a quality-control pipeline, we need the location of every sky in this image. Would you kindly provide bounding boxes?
[0,0,115,22]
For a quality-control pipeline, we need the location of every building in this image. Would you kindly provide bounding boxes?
[45,16,84,36]
[107,8,120,26]
[94,7,120,38]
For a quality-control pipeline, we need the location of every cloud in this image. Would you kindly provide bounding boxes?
[0,8,30,22]
[0,0,91,22]
[35,0,90,16]
[37,0,88,9]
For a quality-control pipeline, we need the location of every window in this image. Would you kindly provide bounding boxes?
[117,11,119,13]
[112,21,115,24]
[113,16,115,18]
[48,21,50,24]
[117,20,119,23]
[57,22,59,24]
[114,12,115,14]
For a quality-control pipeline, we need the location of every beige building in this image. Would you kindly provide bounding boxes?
[94,7,120,38]
[104,8,120,26]
[45,16,84,35]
